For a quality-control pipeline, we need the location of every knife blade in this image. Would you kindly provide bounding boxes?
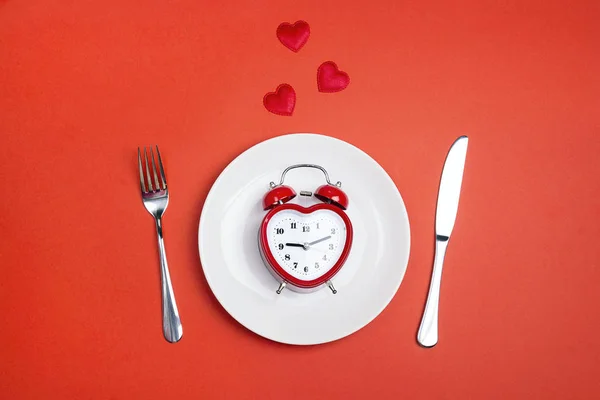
[417,136,469,347]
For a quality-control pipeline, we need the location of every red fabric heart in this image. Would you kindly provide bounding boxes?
[276,20,310,52]
[317,61,350,93]
[263,84,296,116]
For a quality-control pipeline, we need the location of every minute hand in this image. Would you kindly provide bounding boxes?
[308,236,332,246]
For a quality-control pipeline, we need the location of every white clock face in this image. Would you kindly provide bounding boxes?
[265,208,348,281]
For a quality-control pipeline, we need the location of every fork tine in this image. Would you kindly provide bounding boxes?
[150,147,161,191]
[144,147,153,191]
[155,146,167,190]
[138,148,147,193]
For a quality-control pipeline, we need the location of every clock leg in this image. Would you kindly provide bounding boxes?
[276,282,287,294]
[327,281,337,294]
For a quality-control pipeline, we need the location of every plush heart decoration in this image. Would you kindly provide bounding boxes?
[263,84,296,116]
[276,20,310,52]
[317,61,350,93]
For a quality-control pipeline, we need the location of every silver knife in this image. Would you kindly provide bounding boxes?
[417,136,469,347]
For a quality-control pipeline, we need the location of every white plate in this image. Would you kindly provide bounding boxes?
[198,133,410,345]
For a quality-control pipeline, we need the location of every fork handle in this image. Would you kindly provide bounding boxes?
[417,236,449,347]
[155,217,183,343]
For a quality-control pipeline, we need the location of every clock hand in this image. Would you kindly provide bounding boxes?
[285,243,308,250]
[307,235,332,246]
[286,236,331,251]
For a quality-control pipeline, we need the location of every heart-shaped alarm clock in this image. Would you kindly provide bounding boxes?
[259,164,353,294]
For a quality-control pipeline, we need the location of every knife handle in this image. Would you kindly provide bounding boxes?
[417,236,449,347]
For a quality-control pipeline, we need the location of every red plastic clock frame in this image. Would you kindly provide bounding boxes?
[259,203,353,289]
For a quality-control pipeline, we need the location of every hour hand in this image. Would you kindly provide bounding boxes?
[285,243,306,248]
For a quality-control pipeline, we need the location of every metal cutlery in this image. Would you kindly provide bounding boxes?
[138,146,183,343]
[417,136,469,347]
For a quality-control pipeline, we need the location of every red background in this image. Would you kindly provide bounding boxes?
[1,0,599,398]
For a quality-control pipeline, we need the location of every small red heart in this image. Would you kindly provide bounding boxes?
[276,20,310,52]
[263,84,296,116]
[317,61,350,93]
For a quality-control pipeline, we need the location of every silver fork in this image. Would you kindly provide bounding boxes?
[138,146,183,343]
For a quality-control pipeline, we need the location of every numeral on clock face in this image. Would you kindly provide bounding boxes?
[303,226,310,233]
[276,228,284,234]
[278,243,284,250]
[291,222,296,229]
[293,262,298,268]
[285,254,290,261]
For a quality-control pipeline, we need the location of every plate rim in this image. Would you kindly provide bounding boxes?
[198,132,411,345]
